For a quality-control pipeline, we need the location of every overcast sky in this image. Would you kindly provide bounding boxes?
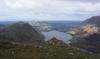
[0,0,100,21]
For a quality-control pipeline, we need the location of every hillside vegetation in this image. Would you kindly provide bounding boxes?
[0,41,100,59]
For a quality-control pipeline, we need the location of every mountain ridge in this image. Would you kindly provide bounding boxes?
[69,16,100,37]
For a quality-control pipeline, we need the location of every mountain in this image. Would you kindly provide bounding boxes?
[47,37,70,47]
[0,22,44,43]
[0,22,100,59]
[69,16,100,53]
[82,16,100,27]
[69,16,100,37]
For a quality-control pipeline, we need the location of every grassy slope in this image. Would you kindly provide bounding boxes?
[0,41,100,59]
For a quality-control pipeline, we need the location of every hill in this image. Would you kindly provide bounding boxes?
[82,16,100,27]
[69,16,100,53]
[0,22,44,43]
[69,16,100,36]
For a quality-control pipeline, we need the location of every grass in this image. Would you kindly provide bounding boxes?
[0,41,100,59]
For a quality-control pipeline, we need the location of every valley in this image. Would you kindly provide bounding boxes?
[1,0,100,59]
[29,21,81,32]
[0,18,100,59]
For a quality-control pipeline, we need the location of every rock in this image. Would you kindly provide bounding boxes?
[47,37,70,47]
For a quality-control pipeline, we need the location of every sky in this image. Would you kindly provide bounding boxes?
[0,0,100,21]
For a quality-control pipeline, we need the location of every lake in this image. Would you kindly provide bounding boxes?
[42,30,73,44]
[42,30,100,54]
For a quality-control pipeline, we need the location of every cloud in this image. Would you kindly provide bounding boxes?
[4,0,43,8]
[66,0,100,3]
[0,0,100,21]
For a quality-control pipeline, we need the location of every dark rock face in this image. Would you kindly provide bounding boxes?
[0,22,44,43]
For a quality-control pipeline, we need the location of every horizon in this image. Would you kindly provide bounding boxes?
[0,19,83,22]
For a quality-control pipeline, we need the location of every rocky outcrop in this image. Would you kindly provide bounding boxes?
[47,37,70,47]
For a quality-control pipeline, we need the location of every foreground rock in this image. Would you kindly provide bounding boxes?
[47,37,70,47]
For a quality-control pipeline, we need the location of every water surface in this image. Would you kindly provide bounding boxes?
[42,30,72,44]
